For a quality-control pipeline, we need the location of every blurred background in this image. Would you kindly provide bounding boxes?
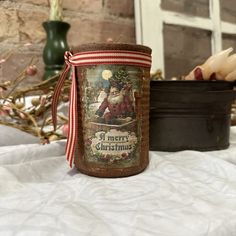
[0,0,236,84]
[0,0,135,86]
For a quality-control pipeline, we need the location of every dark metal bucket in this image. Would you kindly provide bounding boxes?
[150,80,236,151]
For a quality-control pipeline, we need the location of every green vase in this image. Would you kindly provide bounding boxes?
[42,21,70,80]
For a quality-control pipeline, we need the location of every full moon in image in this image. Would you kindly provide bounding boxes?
[102,70,112,80]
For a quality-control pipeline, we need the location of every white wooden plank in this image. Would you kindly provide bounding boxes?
[221,21,236,35]
[139,0,164,74]
[162,11,213,31]
[134,0,142,44]
[209,0,222,53]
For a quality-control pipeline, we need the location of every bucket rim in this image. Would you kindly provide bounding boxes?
[150,80,234,85]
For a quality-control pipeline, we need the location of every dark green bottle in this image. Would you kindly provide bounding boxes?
[42,21,70,80]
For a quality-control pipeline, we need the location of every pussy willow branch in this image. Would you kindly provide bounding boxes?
[3,57,38,102]
[0,67,70,141]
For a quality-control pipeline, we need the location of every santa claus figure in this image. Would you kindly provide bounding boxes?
[95,85,135,124]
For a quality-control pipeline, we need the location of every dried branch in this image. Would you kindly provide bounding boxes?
[0,53,69,143]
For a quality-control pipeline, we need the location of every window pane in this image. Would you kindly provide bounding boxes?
[222,34,236,50]
[161,0,209,18]
[164,24,211,79]
[221,0,236,24]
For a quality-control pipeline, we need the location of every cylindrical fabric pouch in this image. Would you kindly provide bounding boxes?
[52,43,152,177]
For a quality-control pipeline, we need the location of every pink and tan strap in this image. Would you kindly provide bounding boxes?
[52,50,151,167]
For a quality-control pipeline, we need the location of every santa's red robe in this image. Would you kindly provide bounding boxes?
[96,95,134,123]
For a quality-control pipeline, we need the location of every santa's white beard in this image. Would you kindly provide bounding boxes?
[107,93,124,105]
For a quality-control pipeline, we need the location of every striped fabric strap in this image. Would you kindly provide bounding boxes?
[52,50,151,167]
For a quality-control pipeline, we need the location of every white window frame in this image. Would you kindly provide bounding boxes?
[134,0,236,75]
